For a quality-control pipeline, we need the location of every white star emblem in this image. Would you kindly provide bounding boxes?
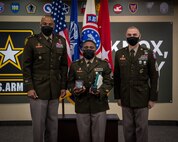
[0,35,23,70]
[101,47,110,61]
[63,3,70,14]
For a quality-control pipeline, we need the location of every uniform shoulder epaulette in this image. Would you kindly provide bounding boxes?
[27,34,36,39]
[54,34,66,44]
[96,57,108,63]
[96,57,102,61]
[119,47,127,52]
[141,46,147,50]
[56,34,65,40]
[102,59,109,64]
[71,59,81,65]
[24,34,36,45]
[73,59,80,63]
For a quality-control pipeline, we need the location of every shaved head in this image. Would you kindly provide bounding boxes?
[40,15,54,28]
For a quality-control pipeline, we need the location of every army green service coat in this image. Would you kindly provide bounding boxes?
[114,46,159,108]
[68,57,113,113]
[22,33,68,100]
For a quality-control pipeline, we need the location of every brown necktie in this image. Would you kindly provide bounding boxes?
[87,61,91,68]
[130,49,135,62]
[47,38,52,47]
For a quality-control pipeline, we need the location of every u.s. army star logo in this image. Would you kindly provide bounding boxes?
[0,29,33,96]
[0,35,23,70]
[0,30,33,77]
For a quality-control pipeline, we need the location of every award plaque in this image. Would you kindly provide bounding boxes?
[75,80,84,89]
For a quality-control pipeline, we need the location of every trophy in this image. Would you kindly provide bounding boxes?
[91,72,99,93]
[75,80,84,89]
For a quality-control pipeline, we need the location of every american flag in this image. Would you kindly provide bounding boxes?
[51,0,75,104]
[51,0,72,66]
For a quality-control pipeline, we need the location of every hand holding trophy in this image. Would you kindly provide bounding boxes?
[90,72,101,95]
[74,80,86,95]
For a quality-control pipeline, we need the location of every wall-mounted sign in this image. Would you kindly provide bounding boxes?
[113,4,123,14]
[26,3,36,14]
[128,2,138,14]
[43,3,52,14]
[10,2,20,14]
[0,30,33,97]
[0,2,5,14]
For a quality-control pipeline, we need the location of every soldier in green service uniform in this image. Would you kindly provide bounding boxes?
[114,26,159,142]
[22,15,68,142]
[68,40,113,142]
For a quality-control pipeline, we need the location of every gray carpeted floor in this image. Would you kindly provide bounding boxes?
[0,125,178,142]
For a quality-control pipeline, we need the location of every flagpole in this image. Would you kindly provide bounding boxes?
[51,0,72,119]
[62,99,65,118]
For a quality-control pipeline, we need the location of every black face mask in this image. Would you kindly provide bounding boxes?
[83,50,95,60]
[127,37,139,46]
[41,26,53,36]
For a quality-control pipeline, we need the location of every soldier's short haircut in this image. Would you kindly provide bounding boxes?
[82,39,96,47]
[126,26,141,34]
[127,26,139,31]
